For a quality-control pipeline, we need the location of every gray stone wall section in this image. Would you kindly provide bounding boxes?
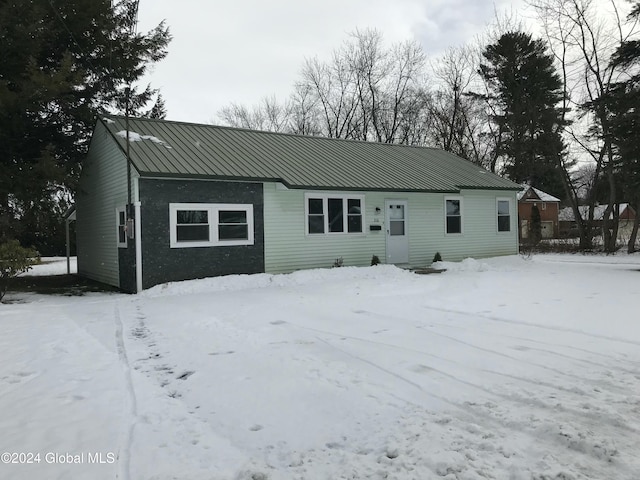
[139,178,265,289]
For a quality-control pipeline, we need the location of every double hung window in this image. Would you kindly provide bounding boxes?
[170,203,254,248]
[445,197,463,234]
[117,207,127,247]
[497,199,511,232]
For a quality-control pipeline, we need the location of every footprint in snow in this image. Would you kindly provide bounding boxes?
[409,364,434,374]
[177,371,194,380]
[4,371,36,384]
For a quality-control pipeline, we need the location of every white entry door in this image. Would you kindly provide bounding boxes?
[385,200,409,264]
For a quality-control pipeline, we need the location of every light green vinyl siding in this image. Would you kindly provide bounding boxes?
[263,183,518,273]
[427,191,519,261]
[76,122,137,287]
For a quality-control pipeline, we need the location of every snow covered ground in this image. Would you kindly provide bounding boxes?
[1,254,639,480]
[21,256,77,276]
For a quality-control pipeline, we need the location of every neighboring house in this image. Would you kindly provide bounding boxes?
[559,204,637,239]
[517,185,561,239]
[76,116,521,292]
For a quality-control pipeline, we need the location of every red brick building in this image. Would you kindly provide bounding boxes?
[518,186,561,239]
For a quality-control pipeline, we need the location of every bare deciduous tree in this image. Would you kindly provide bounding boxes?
[345,30,429,143]
[300,53,361,139]
[288,83,321,136]
[527,0,638,250]
[217,95,292,132]
[429,46,496,169]
[218,29,432,145]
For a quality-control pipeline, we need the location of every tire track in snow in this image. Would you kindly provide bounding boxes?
[114,301,137,480]
[421,304,640,347]
[535,258,639,267]
[360,307,611,386]
[309,335,476,417]
[513,344,639,374]
[272,305,640,469]
[283,312,602,391]
[416,326,635,392]
[287,317,585,396]
[313,329,639,468]
[329,329,638,434]
[314,331,639,474]
[351,307,639,390]
[281,317,640,437]
[427,320,640,373]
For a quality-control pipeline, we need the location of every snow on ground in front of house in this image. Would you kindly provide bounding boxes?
[20,257,77,276]
[1,254,640,480]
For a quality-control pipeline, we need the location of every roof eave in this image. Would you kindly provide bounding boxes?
[98,117,143,177]
[137,171,462,193]
[457,185,522,191]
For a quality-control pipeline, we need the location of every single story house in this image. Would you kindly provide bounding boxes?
[517,185,561,239]
[559,203,637,239]
[76,116,521,292]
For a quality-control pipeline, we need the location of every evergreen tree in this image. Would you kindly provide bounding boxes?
[147,93,168,119]
[0,0,171,250]
[529,204,542,246]
[479,31,567,199]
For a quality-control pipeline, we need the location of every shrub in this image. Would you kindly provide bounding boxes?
[432,252,442,263]
[0,240,39,302]
[371,255,380,266]
[332,257,344,268]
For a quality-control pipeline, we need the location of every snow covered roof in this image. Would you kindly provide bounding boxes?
[559,203,631,221]
[517,185,561,202]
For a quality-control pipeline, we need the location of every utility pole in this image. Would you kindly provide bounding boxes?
[124,1,139,235]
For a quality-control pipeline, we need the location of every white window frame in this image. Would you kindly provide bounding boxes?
[444,196,464,235]
[496,197,512,233]
[116,206,127,248]
[304,193,365,236]
[169,203,254,248]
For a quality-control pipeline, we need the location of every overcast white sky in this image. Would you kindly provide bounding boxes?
[137,0,530,124]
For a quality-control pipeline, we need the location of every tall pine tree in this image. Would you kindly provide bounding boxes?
[0,0,170,251]
[479,31,566,198]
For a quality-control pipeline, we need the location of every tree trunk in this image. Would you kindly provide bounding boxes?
[602,204,615,253]
[628,200,640,254]
[0,193,11,242]
[610,204,620,251]
[602,145,618,253]
[557,164,593,250]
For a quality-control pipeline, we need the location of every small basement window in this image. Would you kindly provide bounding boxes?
[170,203,254,248]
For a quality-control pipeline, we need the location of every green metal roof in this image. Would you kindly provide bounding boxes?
[99,116,520,193]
